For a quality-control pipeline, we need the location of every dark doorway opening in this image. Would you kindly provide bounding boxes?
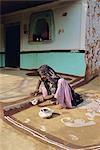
[5,24,20,68]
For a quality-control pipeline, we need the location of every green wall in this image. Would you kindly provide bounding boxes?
[0,52,85,76]
[0,53,5,67]
[20,52,86,76]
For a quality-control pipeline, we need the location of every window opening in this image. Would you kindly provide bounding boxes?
[29,10,54,43]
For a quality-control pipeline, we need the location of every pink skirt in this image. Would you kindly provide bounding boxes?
[40,78,73,108]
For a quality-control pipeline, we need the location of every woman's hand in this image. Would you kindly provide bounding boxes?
[30,90,39,96]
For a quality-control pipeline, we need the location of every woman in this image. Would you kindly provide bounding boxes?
[31,65,83,108]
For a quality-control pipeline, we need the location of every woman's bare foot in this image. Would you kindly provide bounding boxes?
[50,101,56,105]
[57,104,64,109]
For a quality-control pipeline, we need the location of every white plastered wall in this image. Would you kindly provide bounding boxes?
[1,0,87,52]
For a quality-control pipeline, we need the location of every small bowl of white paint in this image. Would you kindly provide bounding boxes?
[39,107,54,119]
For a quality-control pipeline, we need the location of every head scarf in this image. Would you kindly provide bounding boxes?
[38,64,60,82]
[38,65,60,94]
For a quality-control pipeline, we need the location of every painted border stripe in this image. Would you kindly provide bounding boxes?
[4,116,72,150]
[4,116,100,150]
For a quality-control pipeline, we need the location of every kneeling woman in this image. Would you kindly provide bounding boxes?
[31,65,83,108]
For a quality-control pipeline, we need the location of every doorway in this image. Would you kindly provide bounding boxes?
[5,24,20,68]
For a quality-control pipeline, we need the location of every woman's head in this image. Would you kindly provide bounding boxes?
[38,64,60,82]
[38,65,48,77]
[38,65,55,77]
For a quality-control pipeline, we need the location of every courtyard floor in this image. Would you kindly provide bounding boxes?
[0,69,100,150]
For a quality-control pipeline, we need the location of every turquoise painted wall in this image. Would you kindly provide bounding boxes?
[0,52,85,76]
[20,53,38,68]
[0,54,5,67]
[20,52,86,76]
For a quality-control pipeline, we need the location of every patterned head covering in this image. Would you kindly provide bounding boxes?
[38,65,60,94]
[38,64,60,82]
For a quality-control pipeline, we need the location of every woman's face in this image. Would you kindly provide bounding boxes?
[41,75,47,81]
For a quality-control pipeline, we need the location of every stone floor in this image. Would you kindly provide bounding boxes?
[0,69,100,150]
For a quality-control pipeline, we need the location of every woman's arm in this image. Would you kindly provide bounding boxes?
[36,79,41,91]
[43,94,54,100]
[30,79,42,96]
